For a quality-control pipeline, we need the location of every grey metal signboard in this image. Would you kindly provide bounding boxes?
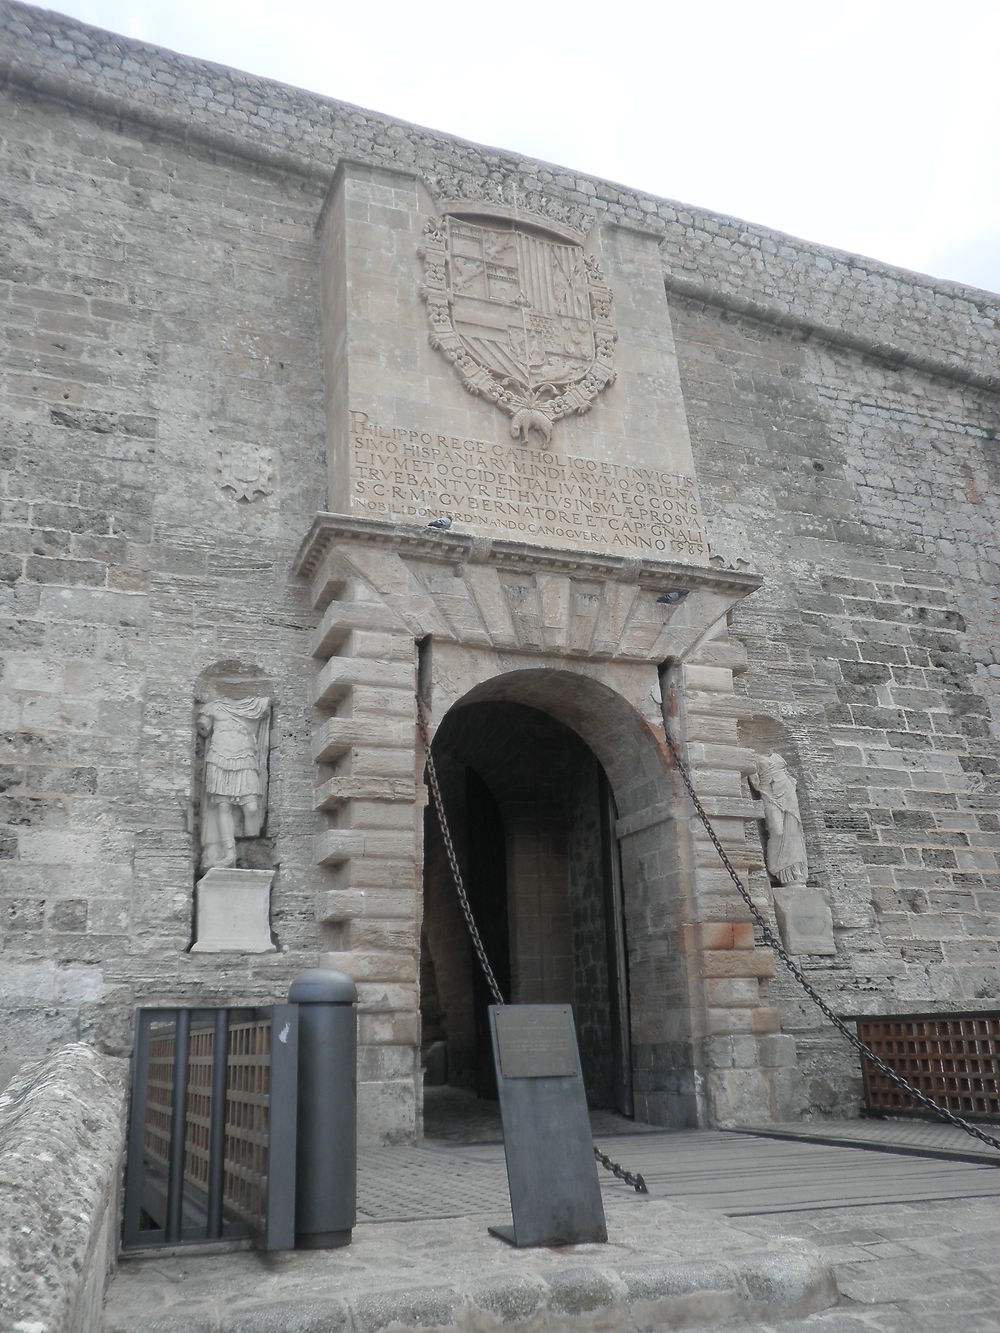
[487,1004,607,1247]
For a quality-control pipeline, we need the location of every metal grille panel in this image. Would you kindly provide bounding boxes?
[125,1006,297,1252]
[223,1020,271,1227]
[857,1012,1000,1119]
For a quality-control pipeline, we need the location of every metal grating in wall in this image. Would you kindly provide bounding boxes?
[857,1012,1000,1120]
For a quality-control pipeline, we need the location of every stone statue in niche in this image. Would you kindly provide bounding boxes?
[749,752,835,956]
[197,696,271,871]
[749,753,808,886]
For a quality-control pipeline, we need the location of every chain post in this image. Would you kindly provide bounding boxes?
[662,727,1000,1159]
[416,693,649,1193]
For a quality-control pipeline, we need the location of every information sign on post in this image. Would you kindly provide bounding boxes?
[487,1004,607,1247]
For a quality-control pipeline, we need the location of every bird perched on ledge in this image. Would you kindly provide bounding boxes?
[426,516,452,530]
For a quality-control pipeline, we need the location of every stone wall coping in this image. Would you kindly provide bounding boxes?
[663,272,998,396]
[294,512,764,596]
[0,1042,128,1332]
[2,1,998,389]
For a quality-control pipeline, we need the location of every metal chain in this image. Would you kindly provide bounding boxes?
[416,696,505,1008]
[663,728,1000,1158]
[592,1147,648,1193]
[416,695,648,1194]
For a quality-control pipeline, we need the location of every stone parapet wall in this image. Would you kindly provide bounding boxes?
[1,0,997,390]
[0,1042,128,1332]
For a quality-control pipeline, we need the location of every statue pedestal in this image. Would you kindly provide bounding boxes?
[772,883,836,956]
[192,867,276,953]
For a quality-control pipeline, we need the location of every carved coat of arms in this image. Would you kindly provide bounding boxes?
[217,441,274,503]
[421,216,616,446]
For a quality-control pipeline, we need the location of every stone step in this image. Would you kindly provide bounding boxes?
[347,918,418,953]
[312,715,414,762]
[328,856,419,890]
[318,886,418,922]
[317,949,417,982]
[692,639,750,672]
[332,799,416,830]
[685,692,757,719]
[311,599,408,657]
[313,655,415,706]
[701,948,776,980]
[308,549,349,611]
[686,742,758,774]
[697,795,763,821]
[314,827,416,865]
[313,776,417,810]
[331,748,417,780]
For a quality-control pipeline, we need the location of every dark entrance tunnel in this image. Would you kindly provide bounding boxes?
[420,700,633,1115]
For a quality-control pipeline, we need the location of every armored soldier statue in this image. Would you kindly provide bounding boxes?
[197,696,271,870]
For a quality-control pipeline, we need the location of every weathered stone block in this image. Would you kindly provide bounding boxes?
[190,868,276,953]
[772,885,836,956]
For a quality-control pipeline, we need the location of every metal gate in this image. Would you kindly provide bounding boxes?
[123,1005,298,1251]
[857,1011,1000,1120]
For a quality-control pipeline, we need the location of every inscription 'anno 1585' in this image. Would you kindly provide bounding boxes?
[350,411,706,556]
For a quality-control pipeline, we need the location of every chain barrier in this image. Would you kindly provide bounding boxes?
[663,728,1000,1158]
[416,695,648,1194]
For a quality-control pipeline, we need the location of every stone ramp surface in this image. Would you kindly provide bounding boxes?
[733,1116,1000,1166]
[103,1127,1000,1330]
[358,1130,1000,1223]
[622,1129,1000,1215]
[103,1196,835,1332]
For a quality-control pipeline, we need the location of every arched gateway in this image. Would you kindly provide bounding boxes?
[287,162,807,1143]
[294,516,806,1143]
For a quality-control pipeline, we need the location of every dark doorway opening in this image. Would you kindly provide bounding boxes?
[420,700,633,1126]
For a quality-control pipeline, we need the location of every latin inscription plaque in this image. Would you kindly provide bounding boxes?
[494,1005,577,1078]
[349,409,707,558]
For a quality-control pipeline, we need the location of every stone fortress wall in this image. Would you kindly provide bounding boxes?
[1,0,998,1127]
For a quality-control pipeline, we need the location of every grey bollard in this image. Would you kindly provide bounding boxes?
[288,968,358,1249]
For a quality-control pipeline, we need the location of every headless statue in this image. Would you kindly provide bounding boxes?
[197,696,271,871]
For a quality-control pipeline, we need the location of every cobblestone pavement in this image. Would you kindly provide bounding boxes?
[729,1195,1000,1330]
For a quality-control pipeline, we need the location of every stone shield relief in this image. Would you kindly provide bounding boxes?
[420,216,616,447]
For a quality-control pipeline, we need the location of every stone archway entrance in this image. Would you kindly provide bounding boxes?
[294,517,805,1144]
[420,698,634,1116]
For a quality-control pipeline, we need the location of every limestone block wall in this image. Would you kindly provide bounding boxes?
[672,297,1000,1115]
[0,70,330,1080]
[0,0,997,1129]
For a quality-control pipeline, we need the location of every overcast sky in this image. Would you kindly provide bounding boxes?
[41,0,1000,296]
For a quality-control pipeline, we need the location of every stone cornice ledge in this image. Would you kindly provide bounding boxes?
[293,513,763,596]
